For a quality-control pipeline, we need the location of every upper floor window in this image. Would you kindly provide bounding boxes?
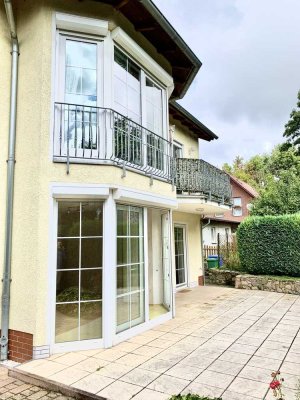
[211,227,216,243]
[57,36,101,107]
[65,39,98,106]
[173,141,183,158]
[233,197,242,207]
[113,47,166,137]
[232,197,242,217]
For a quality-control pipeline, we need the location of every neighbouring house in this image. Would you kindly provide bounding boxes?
[202,175,259,246]
[0,0,231,363]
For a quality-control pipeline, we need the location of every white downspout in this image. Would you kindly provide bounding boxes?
[1,0,19,361]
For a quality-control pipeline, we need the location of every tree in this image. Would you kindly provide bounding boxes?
[251,170,300,216]
[283,90,300,155]
[223,146,300,216]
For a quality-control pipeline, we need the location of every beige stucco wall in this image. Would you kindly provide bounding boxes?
[0,0,177,347]
[171,117,199,159]
[173,211,203,286]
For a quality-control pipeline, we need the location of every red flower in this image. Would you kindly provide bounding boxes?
[270,380,281,389]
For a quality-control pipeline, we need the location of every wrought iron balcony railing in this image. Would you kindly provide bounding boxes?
[53,102,173,182]
[175,158,232,205]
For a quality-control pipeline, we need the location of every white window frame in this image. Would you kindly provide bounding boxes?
[116,204,145,334]
[211,227,217,244]
[232,197,243,217]
[232,207,243,217]
[113,45,168,140]
[173,140,183,158]
[233,197,242,207]
[55,200,104,344]
[54,32,105,159]
[174,224,188,289]
[48,186,174,354]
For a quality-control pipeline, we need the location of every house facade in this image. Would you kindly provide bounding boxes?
[0,0,231,363]
[202,175,259,246]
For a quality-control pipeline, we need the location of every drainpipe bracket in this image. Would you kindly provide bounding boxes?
[0,336,8,348]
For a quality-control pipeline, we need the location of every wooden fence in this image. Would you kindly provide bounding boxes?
[203,245,218,259]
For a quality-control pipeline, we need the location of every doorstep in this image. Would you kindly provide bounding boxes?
[9,367,107,400]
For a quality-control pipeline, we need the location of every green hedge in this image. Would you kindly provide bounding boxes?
[237,214,300,276]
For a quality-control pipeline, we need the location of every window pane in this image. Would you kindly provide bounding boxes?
[81,238,102,268]
[131,264,142,292]
[56,271,79,302]
[82,69,97,96]
[131,292,144,326]
[66,40,97,69]
[57,239,79,269]
[128,59,140,80]
[130,210,140,236]
[117,266,129,295]
[80,302,102,340]
[130,238,140,264]
[58,202,80,237]
[175,240,184,255]
[66,67,82,95]
[114,47,127,69]
[233,198,242,206]
[81,269,102,300]
[55,303,79,343]
[117,295,130,329]
[81,202,103,236]
[117,208,128,236]
[178,269,185,285]
[117,238,128,265]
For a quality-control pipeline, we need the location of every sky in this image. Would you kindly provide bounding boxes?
[153,0,300,167]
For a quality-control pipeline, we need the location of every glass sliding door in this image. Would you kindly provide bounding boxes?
[116,205,145,333]
[55,201,103,343]
[174,225,187,288]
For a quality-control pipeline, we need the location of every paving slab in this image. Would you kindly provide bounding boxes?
[11,286,300,400]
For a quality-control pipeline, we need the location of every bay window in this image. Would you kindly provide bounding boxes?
[54,31,172,181]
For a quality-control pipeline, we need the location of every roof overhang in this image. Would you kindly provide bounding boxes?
[95,0,202,99]
[169,101,218,141]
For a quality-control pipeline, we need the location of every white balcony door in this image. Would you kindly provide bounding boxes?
[55,35,104,159]
[174,225,187,288]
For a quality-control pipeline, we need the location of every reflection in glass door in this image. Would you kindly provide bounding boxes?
[116,205,145,333]
[55,201,103,343]
[174,225,187,288]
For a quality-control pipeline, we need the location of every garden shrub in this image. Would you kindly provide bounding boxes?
[237,214,300,276]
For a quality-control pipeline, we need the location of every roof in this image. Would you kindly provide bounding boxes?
[97,0,201,99]
[169,101,218,141]
[229,175,259,198]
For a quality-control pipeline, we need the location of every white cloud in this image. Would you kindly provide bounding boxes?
[154,0,300,165]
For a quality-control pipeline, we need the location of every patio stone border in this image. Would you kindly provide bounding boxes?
[205,268,239,286]
[8,367,107,400]
[235,274,300,295]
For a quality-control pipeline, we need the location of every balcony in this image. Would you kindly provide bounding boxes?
[53,102,173,182]
[175,158,232,213]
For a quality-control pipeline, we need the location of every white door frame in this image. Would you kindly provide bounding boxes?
[48,184,174,354]
[174,224,188,289]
